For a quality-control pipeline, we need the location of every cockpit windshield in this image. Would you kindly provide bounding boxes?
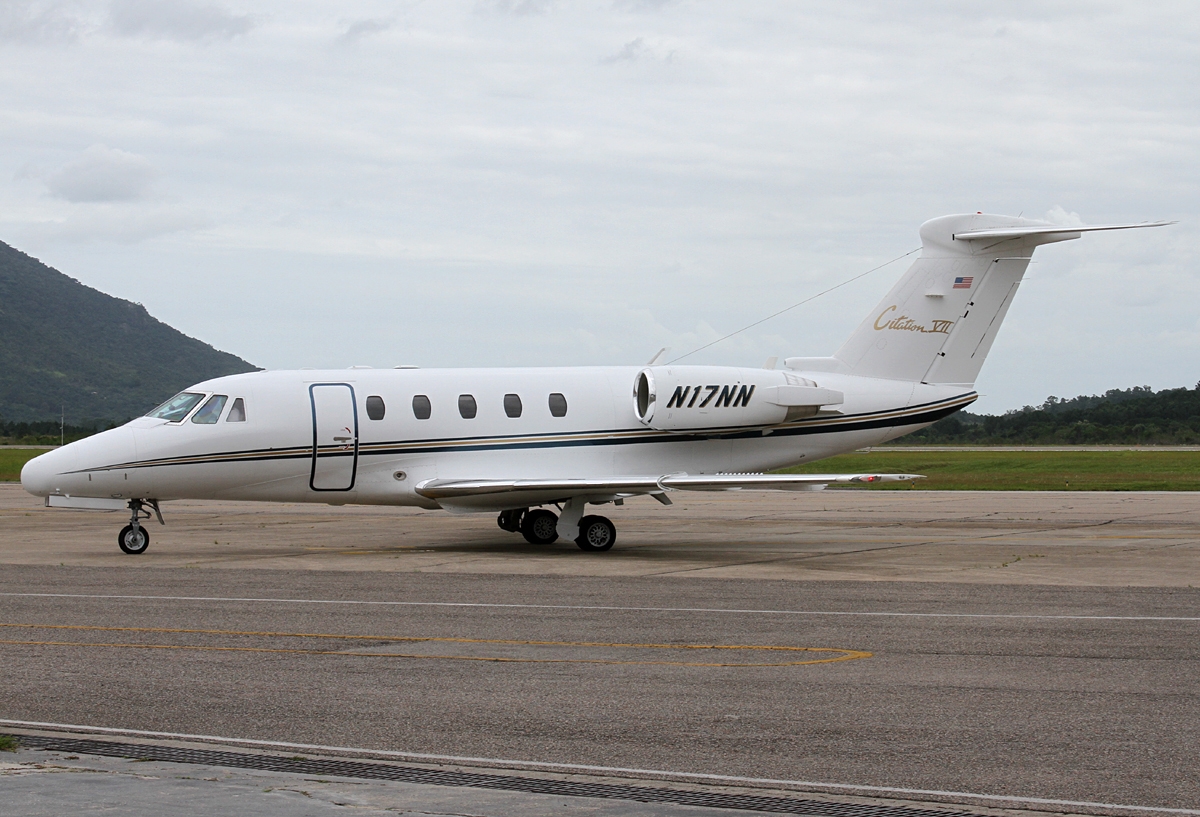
[191,394,228,424]
[147,392,205,422]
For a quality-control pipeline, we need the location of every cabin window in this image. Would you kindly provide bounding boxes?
[226,398,246,422]
[147,391,205,422]
[458,394,477,419]
[548,392,568,417]
[503,393,522,418]
[365,395,386,421]
[412,394,432,420]
[191,394,228,424]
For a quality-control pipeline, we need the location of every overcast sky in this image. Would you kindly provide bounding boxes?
[2,1,1196,413]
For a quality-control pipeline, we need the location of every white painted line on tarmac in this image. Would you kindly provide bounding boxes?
[1,718,1196,815]
[1,592,1198,621]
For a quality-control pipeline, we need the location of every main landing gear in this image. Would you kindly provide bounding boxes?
[496,507,617,552]
[118,499,164,555]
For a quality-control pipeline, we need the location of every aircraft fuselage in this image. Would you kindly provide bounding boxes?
[21,365,973,509]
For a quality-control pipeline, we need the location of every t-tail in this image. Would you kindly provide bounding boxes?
[819,213,1170,387]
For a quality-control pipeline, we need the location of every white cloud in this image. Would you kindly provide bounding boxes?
[479,0,556,16]
[0,1,1196,412]
[45,145,158,202]
[1044,205,1085,227]
[600,37,648,64]
[0,1,86,43]
[22,204,213,243]
[108,0,253,41]
[337,17,393,45]
[612,0,679,10]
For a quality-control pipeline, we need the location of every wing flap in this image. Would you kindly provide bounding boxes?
[416,472,923,508]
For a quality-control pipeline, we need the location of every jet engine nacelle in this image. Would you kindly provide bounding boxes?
[632,366,844,432]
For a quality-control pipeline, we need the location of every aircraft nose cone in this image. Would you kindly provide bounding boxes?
[20,427,138,499]
[20,449,59,497]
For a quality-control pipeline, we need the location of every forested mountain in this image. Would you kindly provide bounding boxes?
[900,385,1200,445]
[0,240,257,424]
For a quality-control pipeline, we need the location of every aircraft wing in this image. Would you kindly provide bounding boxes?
[415,472,922,511]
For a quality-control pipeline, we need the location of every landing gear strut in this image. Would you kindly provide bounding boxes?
[118,499,163,555]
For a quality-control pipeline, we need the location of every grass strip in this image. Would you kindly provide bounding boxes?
[782,449,1200,490]
[0,448,46,482]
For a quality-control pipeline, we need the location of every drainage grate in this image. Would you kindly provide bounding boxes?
[18,734,978,817]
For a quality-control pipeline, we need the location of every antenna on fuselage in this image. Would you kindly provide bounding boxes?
[667,247,921,364]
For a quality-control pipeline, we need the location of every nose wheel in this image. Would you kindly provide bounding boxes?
[117,498,163,555]
[118,524,150,554]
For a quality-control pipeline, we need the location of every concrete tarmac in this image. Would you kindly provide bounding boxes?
[0,485,1198,814]
[1,484,1198,584]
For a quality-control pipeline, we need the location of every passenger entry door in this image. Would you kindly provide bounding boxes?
[310,383,358,491]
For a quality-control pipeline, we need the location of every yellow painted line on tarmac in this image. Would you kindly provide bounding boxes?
[0,623,870,667]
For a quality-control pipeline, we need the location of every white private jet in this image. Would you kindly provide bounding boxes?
[21,213,1168,554]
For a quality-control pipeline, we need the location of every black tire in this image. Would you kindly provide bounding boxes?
[520,508,559,545]
[497,509,525,532]
[576,515,616,552]
[118,524,149,555]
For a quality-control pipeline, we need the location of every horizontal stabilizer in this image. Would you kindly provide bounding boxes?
[953,221,1173,243]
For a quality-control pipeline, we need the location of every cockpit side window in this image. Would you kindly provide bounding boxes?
[226,398,247,422]
[191,394,228,424]
[147,392,205,422]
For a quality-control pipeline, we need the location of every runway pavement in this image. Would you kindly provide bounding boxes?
[1,484,1198,584]
[0,484,1197,814]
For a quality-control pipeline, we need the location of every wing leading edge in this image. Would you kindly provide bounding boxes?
[416,473,922,511]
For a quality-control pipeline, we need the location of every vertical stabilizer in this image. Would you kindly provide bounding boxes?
[834,214,1076,386]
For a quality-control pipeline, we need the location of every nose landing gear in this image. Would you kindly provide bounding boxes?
[118,499,163,555]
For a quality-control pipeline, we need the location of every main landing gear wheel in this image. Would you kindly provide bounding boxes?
[521,508,559,545]
[118,524,149,555]
[497,509,525,532]
[576,515,616,552]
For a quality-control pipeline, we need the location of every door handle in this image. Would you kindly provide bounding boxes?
[333,436,352,442]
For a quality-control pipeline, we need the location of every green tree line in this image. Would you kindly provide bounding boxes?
[899,384,1200,445]
[0,418,120,445]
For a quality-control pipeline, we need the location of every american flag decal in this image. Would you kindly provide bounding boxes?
[953,276,973,289]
